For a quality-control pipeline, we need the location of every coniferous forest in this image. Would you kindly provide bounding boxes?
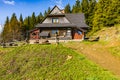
[1,0,120,42]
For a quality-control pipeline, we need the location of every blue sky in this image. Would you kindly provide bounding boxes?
[0,0,76,32]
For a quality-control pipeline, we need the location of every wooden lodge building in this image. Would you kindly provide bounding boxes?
[29,6,89,44]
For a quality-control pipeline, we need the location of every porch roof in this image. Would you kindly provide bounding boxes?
[36,23,76,28]
[39,31,49,36]
[77,27,87,32]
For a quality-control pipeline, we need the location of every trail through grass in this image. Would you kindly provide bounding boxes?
[64,41,120,78]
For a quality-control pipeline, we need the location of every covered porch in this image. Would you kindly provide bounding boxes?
[39,27,73,40]
[29,23,86,44]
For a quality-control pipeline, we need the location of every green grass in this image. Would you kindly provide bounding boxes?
[0,44,119,80]
[68,40,109,46]
[0,47,14,56]
[109,46,120,57]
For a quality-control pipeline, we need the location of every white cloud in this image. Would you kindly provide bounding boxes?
[3,0,15,5]
[51,0,63,9]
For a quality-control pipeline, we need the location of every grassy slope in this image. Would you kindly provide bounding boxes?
[110,46,120,57]
[63,41,120,77]
[88,25,120,41]
[0,44,118,80]
[92,25,120,57]
[63,25,120,77]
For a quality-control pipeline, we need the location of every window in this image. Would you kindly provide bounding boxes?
[52,18,59,23]
[52,30,58,34]
[75,30,82,35]
[78,31,82,35]
[51,30,59,37]
[66,28,71,37]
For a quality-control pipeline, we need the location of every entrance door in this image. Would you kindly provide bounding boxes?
[66,29,71,37]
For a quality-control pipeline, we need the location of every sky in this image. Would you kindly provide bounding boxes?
[0,0,76,32]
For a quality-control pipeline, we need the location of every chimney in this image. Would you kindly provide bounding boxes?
[61,9,65,13]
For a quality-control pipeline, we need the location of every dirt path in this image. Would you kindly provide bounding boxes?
[64,42,120,77]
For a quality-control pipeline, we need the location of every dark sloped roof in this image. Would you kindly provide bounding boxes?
[65,14,89,28]
[36,13,89,28]
[29,28,39,32]
[36,23,76,28]
[39,31,49,36]
[35,12,89,33]
[77,27,87,32]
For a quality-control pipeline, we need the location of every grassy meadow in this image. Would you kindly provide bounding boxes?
[0,44,119,80]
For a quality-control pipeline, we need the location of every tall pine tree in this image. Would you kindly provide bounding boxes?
[92,0,116,32]
[24,16,31,31]
[36,12,44,23]
[44,10,48,17]
[19,14,24,40]
[30,12,36,30]
[19,14,23,27]
[47,7,51,14]
[2,17,11,42]
[81,0,89,13]
[87,0,96,28]
[72,0,81,13]
[109,0,120,25]
[10,13,20,40]
[64,3,71,13]
[23,16,31,39]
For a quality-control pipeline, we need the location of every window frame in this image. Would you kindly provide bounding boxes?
[52,18,59,23]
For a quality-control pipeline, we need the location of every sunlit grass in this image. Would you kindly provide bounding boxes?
[0,44,119,80]
[109,46,120,57]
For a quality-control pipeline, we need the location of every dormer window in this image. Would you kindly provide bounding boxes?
[52,18,59,23]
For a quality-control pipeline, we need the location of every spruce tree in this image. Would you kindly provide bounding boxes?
[19,14,24,31]
[44,10,47,17]
[47,7,51,14]
[92,0,115,32]
[93,0,106,31]
[2,17,11,42]
[72,5,75,13]
[36,12,44,23]
[19,14,24,40]
[24,16,31,30]
[19,14,23,22]
[72,0,81,13]
[64,3,71,13]
[109,0,120,25]
[10,13,19,40]
[87,0,96,27]
[81,0,89,13]
[81,0,89,26]
[23,16,31,39]
[30,12,36,29]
